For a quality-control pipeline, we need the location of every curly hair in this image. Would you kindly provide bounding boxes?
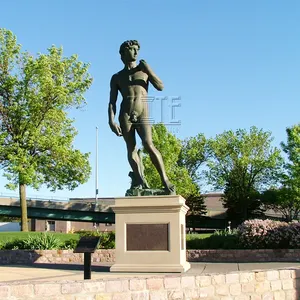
[119,40,140,56]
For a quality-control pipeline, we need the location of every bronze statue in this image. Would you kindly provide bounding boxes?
[108,40,175,195]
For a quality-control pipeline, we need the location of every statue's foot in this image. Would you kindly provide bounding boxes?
[132,184,143,190]
[164,181,176,195]
[142,179,150,189]
[131,183,150,190]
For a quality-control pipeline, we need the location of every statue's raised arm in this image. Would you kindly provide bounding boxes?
[138,59,164,91]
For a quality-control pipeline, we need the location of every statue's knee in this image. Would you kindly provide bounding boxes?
[143,141,154,152]
[128,148,139,160]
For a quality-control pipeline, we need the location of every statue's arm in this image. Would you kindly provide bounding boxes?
[140,60,164,91]
[148,71,164,91]
[108,75,122,136]
[108,75,118,124]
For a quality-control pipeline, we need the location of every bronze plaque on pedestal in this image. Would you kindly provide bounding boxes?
[126,224,169,251]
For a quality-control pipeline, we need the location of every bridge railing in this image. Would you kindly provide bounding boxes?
[0,192,69,202]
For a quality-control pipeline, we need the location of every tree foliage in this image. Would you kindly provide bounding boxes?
[185,194,207,216]
[281,124,300,191]
[142,124,198,197]
[222,169,265,224]
[178,133,207,183]
[261,124,300,222]
[0,29,92,231]
[206,126,283,223]
[261,187,300,222]
[281,124,300,177]
[178,133,208,223]
[142,124,207,217]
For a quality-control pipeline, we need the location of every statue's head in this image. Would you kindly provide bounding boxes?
[119,40,140,64]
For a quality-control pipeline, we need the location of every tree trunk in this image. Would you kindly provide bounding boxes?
[19,183,28,232]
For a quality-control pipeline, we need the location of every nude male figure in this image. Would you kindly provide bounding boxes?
[108,40,175,194]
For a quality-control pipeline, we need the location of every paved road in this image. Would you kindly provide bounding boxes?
[0,262,299,283]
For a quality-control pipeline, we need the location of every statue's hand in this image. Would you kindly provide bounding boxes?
[109,122,122,136]
[139,59,150,74]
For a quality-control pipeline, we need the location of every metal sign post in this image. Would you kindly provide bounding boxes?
[73,236,100,280]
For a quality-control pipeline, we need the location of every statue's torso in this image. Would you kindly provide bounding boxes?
[116,69,149,120]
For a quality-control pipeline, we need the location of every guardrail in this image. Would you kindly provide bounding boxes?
[0,193,69,202]
[0,205,115,223]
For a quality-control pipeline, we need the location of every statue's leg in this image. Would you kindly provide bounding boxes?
[136,121,174,193]
[137,149,150,189]
[121,122,144,188]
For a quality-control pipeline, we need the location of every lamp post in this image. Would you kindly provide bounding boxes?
[95,126,99,211]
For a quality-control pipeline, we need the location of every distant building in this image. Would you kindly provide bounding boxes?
[0,194,285,233]
[31,197,115,233]
[202,192,284,220]
[203,193,227,219]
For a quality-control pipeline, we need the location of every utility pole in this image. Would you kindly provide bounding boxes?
[95,126,99,211]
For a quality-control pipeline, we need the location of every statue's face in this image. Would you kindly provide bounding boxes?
[123,45,139,63]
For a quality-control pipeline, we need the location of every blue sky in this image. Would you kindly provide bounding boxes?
[1,1,299,199]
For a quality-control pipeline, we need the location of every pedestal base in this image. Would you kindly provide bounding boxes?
[110,262,191,273]
[110,195,191,273]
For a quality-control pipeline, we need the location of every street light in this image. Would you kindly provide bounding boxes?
[95,126,99,211]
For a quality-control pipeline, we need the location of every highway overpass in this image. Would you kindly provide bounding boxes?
[0,198,115,223]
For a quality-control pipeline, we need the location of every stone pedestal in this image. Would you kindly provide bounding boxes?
[110,195,191,273]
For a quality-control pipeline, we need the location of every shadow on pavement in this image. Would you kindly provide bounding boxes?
[4,263,111,273]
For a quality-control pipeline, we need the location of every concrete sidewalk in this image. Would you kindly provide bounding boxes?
[1,262,300,283]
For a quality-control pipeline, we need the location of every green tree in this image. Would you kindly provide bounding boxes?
[0,29,92,231]
[261,124,300,221]
[281,124,300,177]
[142,124,207,216]
[178,133,208,229]
[281,124,300,191]
[206,126,283,224]
[178,133,207,183]
[185,193,207,231]
[142,123,197,196]
[222,167,265,224]
[261,187,300,221]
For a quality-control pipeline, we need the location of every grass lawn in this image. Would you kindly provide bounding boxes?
[0,232,80,243]
[0,232,212,245]
[186,233,212,240]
